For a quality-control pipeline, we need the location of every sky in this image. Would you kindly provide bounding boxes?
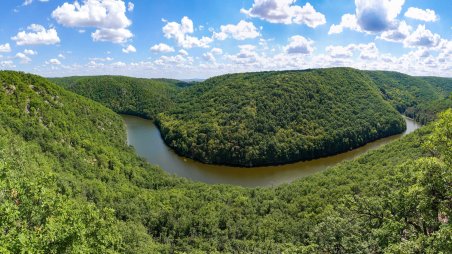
[0,0,450,79]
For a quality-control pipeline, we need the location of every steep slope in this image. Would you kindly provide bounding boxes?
[50,76,184,119]
[157,68,406,166]
[1,71,450,253]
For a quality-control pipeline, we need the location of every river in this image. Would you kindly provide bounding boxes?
[123,115,421,187]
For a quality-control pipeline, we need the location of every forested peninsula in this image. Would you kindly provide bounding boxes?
[1,70,451,253]
[157,68,406,166]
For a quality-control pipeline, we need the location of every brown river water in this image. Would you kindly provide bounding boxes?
[123,115,421,187]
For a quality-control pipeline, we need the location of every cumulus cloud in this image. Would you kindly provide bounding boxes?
[16,53,31,64]
[0,61,15,68]
[325,42,379,60]
[0,43,11,53]
[11,24,60,45]
[328,14,360,34]
[111,61,126,67]
[47,58,61,65]
[213,20,260,40]
[122,44,136,53]
[23,0,48,6]
[355,0,405,32]
[378,20,411,42]
[404,7,438,22]
[162,16,212,48]
[241,0,326,28]
[23,49,37,55]
[325,45,355,58]
[404,25,441,48]
[284,35,314,54]
[178,49,189,56]
[225,45,259,64]
[211,48,223,55]
[52,0,133,43]
[127,2,134,12]
[329,0,405,34]
[150,43,175,53]
[202,52,216,63]
[92,28,132,43]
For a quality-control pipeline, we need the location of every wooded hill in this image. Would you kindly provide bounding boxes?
[158,68,406,166]
[50,76,187,119]
[1,71,451,253]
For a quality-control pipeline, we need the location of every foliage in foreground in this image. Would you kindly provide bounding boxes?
[0,71,450,253]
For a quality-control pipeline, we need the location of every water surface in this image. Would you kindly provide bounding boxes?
[123,115,421,187]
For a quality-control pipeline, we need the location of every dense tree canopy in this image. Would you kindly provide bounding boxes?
[157,68,406,166]
[1,71,450,253]
[365,71,452,124]
[50,76,185,120]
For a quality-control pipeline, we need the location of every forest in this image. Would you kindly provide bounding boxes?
[0,70,450,253]
[50,76,187,120]
[157,68,406,166]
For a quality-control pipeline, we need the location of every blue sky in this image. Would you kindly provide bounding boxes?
[0,0,450,78]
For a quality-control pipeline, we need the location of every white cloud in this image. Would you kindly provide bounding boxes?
[213,20,260,40]
[225,45,259,64]
[122,44,136,53]
[404,7,438,22]
[154,54,194,67]
[162,16,212,48]
[325,45,354,58]
[0,61,15,68]
[92,28,132,43]
[0,43,11,53]
[284,35,314,54]
[23,49,37,55]
[178,49,189,56]
[202,52,216,63]
[47,58,61,65]
[211,48,223,55]
[325,42,378,60]
[150,43,175,53]
[241,0,326,28]
[52,0,133,43]
[328,14,360,34]
[112,61,126,67]
[16,52,32,64]
[355,0,405,32]
[378,20,411,42]
[23,0,48,6]
[404,25,441,48]
[58,53,65,59]
[11,24,60,45]
[127,2,134,12]
[89,57,113,62]
[330,0,405,34]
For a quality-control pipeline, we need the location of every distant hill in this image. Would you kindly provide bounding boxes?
[50,75,182,119]
[365,71,452,124]
[157,68,406,166]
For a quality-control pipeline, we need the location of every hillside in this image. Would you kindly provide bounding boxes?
[50,76,184,119]
[365,71,452,124]
[0,71,450,253]
[157,68,406,166]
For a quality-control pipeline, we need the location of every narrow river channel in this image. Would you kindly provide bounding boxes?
[123,115,421,187]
